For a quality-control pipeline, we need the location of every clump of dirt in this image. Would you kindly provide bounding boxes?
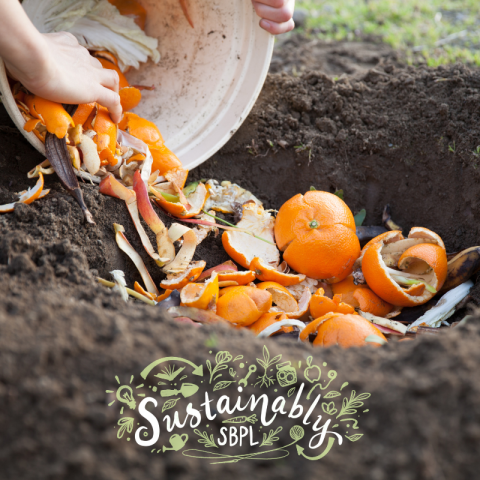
[1,42,480,479]
[270,33,400,77]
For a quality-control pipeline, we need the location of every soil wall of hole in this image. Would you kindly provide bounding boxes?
[1,41,480,479]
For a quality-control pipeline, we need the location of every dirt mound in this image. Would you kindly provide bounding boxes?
[270,33,399,77]
[1,42,480,479]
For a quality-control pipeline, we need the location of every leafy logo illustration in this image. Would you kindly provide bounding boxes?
[255,346,282,387]
[260,427,283,447]
[206,351,232,384]
[117,417,134,439]
[322,402,338,416]
[107,348,372,464]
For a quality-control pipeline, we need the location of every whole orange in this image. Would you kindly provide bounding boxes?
[274,191,360,282]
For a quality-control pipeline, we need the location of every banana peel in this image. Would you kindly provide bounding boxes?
[440,246,480,293]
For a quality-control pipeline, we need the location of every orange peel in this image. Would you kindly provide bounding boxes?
[180,272,219,310]
[119,113,163,146]
[362,228,448,307]
[92,106,117,155]
[249,312,298,337]
[331,274,369,305]
[134,282,157,301]
[0,173,44,213]
[92,50,119,66]
[24,95,74,139]
[96,57,129,89]
[299,313,344,342]
[127,153,146,163]
[284,287,312,319]
[352,288,393,317]
[218,270,256,285]
[23,118,41,132]
[107,0,147,29]
[149,144,184,175]
[160,260,206,290]
[218,281,239,288]
[312,314,387,348]
[218,286,245,297]
[216,286,272,326]
[222,202,279,269]
[256,281,298,313]
[165,168,189,190]
[156,289,173,302]
[120,86,142,112]
[310,288,356,319]
[249,256,306,286]
[72,103,96,126]
[152,182,208,218]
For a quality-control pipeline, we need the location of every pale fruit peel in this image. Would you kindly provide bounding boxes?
[114,223,159,296]
[222,203,279,269]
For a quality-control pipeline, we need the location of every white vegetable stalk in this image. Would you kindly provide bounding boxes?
[23,0,160,71]
[110,270,129,302]
[408,281,474,332]
[359,311,407,334]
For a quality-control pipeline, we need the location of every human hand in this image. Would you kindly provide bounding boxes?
[4,32,122,123]
[252,0,295,35]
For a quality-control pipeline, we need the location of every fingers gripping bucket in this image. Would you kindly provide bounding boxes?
[0,0,274,170]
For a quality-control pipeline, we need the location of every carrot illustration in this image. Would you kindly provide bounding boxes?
[222,414,257,424]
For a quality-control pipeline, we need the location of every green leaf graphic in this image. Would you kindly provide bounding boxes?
[194,429,218,448]
[346,434,364,442]
[214,380,235,391]
[322,402,338,416]
[117,417,134,439]
[162,398,180,412]
[324,391,341,399]
[260,426,283,447]
[288,387,296,397]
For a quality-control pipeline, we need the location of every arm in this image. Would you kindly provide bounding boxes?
[0,0,122,122]
[252,0,295,35]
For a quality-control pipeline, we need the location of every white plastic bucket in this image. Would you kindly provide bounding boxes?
[0,0,273,170]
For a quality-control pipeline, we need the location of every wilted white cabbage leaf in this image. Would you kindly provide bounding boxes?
[23,0,160,71]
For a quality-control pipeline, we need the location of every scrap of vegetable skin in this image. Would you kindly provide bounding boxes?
[161,209,276,246]
[99,175,166,266]
[97,277,156,305]
[133,170,175,265]
[179,0,194,28]
[45,127,94,224]
[113,223,160,296]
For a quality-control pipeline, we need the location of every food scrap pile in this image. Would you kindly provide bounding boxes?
[1,0,478,349]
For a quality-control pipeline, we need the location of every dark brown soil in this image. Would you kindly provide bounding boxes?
[1,39,480,479]
[270,34,400,77]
